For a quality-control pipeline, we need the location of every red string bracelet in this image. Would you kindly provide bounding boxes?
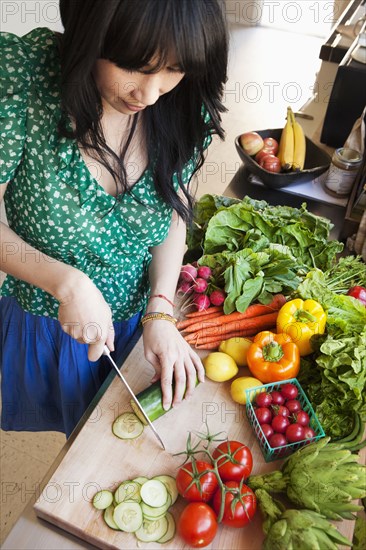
[149,294,175,308]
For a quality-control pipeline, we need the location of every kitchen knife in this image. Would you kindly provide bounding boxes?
[103,345,166,450]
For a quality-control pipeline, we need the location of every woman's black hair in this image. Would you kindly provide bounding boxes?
[58,0,228,221]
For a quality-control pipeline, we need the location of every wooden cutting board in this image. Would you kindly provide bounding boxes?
[33,336,357,549]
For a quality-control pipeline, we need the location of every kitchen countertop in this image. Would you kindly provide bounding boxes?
[3,320,364,549]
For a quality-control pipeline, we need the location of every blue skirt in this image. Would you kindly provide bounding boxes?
[0,297,142,438]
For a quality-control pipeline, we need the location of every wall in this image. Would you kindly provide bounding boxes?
[1,0,64,35]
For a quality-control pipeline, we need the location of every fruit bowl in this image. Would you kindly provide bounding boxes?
[245,378,325,462]
[235,129,331,189]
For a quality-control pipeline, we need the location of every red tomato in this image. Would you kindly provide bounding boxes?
[294,410,310,426]
[271,391,285,405]
[286,423,306,443]
[268,433,287,448]
[280,383,299,400]
[272,405,289,417]
[212,481,256,528]
[262,137,279,155]
[178,502,218,548]
[255,392,272,408]
[286,400,302,414]
[255,407,272,425]
[271,415,290,434]
[259,154,281,173]
[176,461,218,502]
[303,426,316,439]
[261,423,274,440]
[212,441,253,482]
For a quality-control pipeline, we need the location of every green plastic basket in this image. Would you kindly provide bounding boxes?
[245,378,325,462]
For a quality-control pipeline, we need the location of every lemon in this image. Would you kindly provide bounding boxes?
[230,376,264,405]
[219,337,252,368]
[202,352,239,382]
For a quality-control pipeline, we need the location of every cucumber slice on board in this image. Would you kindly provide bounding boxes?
[141,494,172,520]
[135,516,168,543]
[112,412,144,439]
[157,512,176,544]
[153,475,179,505]
[140,479,168,508]
[113,501,143,532]
[92,490,113,510]
[103,505,120,530]
[132,476,149,485]
[114,481,141,504]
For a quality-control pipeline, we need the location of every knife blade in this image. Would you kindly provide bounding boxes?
[103,345,165,450]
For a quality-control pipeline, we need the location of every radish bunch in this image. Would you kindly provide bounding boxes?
[176,263,226,311]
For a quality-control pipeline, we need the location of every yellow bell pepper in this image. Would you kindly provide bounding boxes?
[276,298,326,356]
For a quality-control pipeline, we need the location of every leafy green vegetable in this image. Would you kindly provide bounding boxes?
[297,269,366,337]
[324,255,366,293]
[298,329,366,439]
[200,247,300,314]
[185,194,240,257]
[188,195,343,271]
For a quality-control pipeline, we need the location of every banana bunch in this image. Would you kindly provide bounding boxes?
[249,437,366,521]
[263,509,352,550]
[278,106,306,171]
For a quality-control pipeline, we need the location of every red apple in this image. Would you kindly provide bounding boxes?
[255,149,273,163]
[262,137,279,155]
[240,131,264,156]
[259,154,281,173]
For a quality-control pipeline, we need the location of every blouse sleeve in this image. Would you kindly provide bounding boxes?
[0,32,31,184]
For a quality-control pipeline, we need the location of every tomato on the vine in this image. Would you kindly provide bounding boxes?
[212,441,253,482]
[212,481,257,528]
[178,502,218,548]
[176,461,218,502]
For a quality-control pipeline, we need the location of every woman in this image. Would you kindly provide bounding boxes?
[0,0,228,437]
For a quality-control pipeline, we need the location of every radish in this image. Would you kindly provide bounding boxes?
[193,277,208,293]
[176,281,193,296]
[209,289,226,306]
[197,266,212,280]
[180,264,198,282]
[192,293,211,312]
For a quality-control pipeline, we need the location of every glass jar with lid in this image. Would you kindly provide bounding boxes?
[324,148,362,197]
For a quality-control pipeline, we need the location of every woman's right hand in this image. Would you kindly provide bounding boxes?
[57,274,115,361]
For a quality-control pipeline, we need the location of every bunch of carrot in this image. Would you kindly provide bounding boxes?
[177,294,287,349]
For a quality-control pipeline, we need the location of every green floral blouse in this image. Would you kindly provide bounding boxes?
[0,28,208,322]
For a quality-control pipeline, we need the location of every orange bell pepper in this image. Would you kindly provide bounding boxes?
[247,330,300,384]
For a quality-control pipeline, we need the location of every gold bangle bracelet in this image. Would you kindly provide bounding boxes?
[141,312,177,326]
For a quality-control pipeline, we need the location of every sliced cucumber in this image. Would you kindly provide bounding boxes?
[92,490,113,510]
[141,494,172,520]
[132,476,149,485]
[157,512,175,544]
[112,412,144,439]
[103,505,120,530]
[135,516,168,543]
[140,479,168,508]
[113,501,143,532]
[114,481,141,504]
[153,475,178,505]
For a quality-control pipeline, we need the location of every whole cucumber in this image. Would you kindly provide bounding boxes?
[131,378,199,424]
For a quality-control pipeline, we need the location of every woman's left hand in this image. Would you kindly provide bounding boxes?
[142,320,205,411]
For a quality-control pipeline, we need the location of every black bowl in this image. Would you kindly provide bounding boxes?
[235,128,331,189]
